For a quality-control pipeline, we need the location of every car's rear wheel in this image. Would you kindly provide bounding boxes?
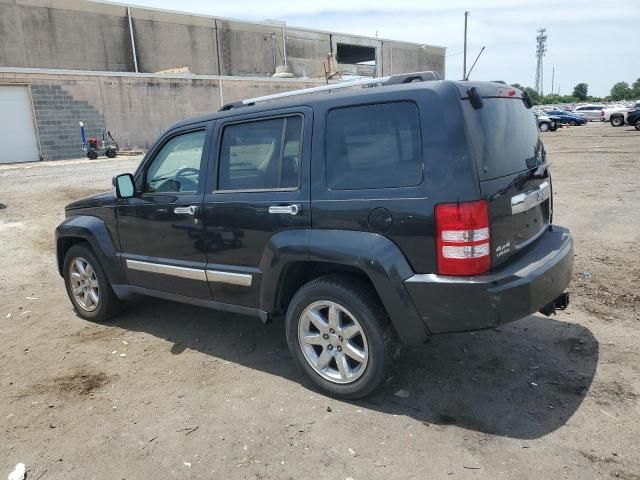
[63,243,124,321]
[286,275,395,399]
[539,122,549,132]
[635,119,640,131]
[611,116,624,127]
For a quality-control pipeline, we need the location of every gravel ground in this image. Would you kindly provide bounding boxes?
[1,121,639,479]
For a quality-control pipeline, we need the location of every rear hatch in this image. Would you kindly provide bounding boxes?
[458,82,551,267]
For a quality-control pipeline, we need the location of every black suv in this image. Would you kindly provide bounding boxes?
[55,72,573,398]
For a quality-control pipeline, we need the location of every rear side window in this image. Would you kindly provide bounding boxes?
[218,116,302,191]
[326,102,422,190]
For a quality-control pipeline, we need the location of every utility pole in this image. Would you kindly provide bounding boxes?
[551,66,555,95]
[463,11,469,79]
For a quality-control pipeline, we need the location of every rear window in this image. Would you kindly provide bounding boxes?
[325,102,422,190]
[469,98,542,181]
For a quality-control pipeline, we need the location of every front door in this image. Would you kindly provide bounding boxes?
[202,108,312,308]
[117,124,212,299]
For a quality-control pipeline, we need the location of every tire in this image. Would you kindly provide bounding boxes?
[63,243,124,322]
[105,149,117,158]
[549,122,557,131]
[635,119,640,131]
[539,122,550,132]
[611,116,624,127]
[87,150,98,160]
[285,274,396,399]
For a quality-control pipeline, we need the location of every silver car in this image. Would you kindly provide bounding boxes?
[572,104,605,121]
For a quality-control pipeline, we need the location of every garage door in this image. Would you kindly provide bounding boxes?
[0,86,40,163]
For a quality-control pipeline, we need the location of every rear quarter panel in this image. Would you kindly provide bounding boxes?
[310,83,480,274]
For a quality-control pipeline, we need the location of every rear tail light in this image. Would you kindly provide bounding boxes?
[600,111,604,117]
[435,200,491,276]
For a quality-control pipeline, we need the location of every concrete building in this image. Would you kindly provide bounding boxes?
[0,0,446,162]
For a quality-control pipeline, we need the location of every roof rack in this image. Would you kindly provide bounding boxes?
[219,71,440,111]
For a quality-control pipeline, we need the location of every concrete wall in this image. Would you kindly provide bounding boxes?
[0,70,323,160]
[0,0,134,71]
[381,41,446,79]
[131,8,219,75]
[0,0,445,79]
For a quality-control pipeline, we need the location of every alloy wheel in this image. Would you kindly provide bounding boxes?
[298,300,369,384]
[69,257,100,312]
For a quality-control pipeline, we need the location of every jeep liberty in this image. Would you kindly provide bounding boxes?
[55,72,573,398]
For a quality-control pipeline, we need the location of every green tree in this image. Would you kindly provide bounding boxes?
[632,78,640,99]
[572,83,588,101]
[510,83,525,91]
[610,81,632,101]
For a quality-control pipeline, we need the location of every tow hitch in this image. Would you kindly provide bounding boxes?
[539,292,570,316]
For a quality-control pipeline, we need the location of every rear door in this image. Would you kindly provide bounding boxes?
[201,107,312,308]
[460,86,551,267]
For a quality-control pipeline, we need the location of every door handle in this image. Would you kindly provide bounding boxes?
[174,205,199,215]
[268,204,301,215]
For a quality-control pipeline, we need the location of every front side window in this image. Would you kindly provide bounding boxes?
[325,102,422,190]
[218,116,302,191]
[145,130,206,193]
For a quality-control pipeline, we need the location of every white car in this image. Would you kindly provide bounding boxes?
[601,105,631,127]
[572,104,605,121]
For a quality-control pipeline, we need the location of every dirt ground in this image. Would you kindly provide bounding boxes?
[1,121,639,479]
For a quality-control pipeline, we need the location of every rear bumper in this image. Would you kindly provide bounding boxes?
[404,225,574,334]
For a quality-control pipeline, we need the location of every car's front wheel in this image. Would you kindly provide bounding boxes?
[539,122,550,132]
[286,275,395,399]
[63,243,124,321]
[635,119,640,131]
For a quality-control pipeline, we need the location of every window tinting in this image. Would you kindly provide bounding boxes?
[469,98,541,181]
[218,116,302,191]
[145,130,206,193]
[326,102,422,190]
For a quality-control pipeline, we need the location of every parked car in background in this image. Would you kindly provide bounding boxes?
[573,104,605,121]
[626,108,640,130]
[534,110,558,131]
[601,105,631,127]
[546,109,588,126]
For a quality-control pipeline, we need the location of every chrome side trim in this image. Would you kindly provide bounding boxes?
[511,181,550,214]
[206,270,253,287]
[125,259,207,281]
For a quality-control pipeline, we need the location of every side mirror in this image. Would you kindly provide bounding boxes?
[113,173,136,199]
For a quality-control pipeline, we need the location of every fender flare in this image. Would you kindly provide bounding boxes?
[259,229,429,345]
[55,215,127,286]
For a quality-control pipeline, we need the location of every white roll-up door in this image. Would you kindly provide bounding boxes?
[0,86,40,163]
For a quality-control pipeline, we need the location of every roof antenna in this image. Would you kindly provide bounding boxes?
[464,46,485,80]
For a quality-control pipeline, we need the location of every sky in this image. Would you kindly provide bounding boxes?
[121,0,639,97]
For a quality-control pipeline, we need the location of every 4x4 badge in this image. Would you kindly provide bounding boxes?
[496,241,511,258]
